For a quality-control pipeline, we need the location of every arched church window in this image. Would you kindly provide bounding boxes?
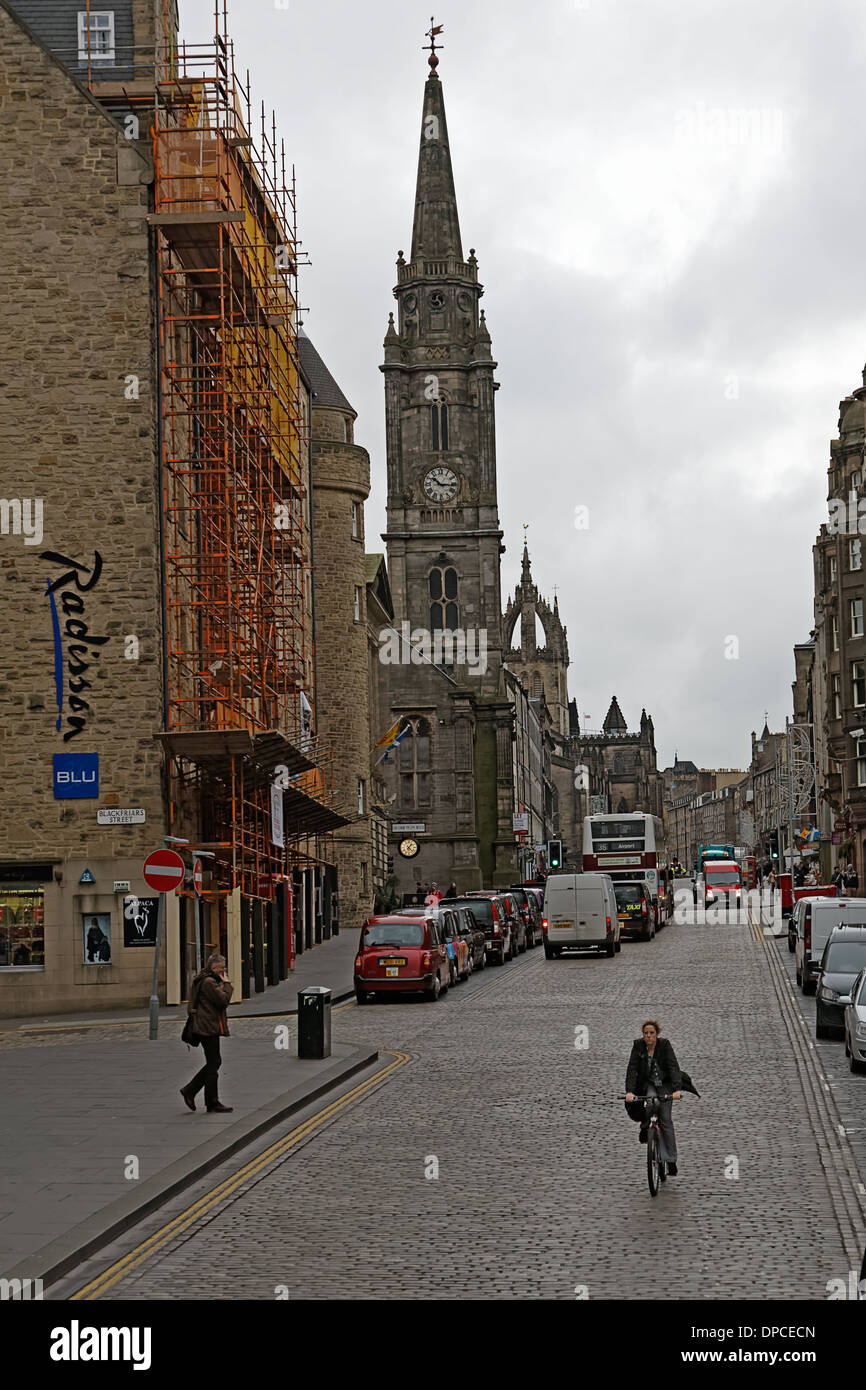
[429,566,458,631]
[531,673,543,700]
[431,398,449,451]
[398,717,432,808]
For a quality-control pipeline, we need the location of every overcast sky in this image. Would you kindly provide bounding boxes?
[180,0,866,770]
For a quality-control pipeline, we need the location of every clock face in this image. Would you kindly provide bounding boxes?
[399,838,420,859]
[424,467,459,502]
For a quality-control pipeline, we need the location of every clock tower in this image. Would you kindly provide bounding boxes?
[377,34,515,891]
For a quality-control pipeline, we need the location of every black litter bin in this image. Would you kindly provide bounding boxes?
[298,985,331,1058]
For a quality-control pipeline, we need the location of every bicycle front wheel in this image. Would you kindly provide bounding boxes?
[647,1129,661,1196]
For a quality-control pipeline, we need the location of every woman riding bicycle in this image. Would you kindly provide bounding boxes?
[625,1020,683,1176]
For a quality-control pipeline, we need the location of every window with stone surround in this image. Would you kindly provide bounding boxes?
[850,539,862,571]
[398,718,431,808]
[853,661,865,708]
[429,565,458,631]
[851,597,864,638]
[832,673,842,719]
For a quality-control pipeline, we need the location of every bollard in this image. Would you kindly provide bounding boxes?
[297,985,331,1059]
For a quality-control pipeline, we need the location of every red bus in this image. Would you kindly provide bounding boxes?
[582,813,672,925]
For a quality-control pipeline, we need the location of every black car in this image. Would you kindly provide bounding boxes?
[452,904,486,969]
[450,894,513,964]
[509,886,542,948]
[613,881,655,941]
[816,927,866,1039]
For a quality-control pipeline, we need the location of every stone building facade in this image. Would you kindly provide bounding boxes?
[0,0,161,1013]
[810,366,866,883]
[580,698,663,820]
[302,331,374,926]
[0,2,340,1014]
[377,55,522,894]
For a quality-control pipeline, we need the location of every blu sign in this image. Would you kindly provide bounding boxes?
[53,752,99,799]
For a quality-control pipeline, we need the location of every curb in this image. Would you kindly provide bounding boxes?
[0,1043,380,1292]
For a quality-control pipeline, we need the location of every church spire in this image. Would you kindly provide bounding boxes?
[411,25,463,262]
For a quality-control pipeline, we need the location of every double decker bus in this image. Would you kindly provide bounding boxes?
[582,813,673,925]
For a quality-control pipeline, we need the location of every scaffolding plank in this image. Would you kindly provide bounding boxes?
[148,211,247,226]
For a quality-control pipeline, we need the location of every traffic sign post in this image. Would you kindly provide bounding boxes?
[143,849,185,1040]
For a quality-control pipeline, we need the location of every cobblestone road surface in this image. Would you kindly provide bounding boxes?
[64,915,865,1300]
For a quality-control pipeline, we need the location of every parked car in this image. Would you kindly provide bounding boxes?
[394,903,472,983]
[843,967,866,1074]
[465,890,523,957]
[438,906,471,984]
[796,898,866,996]
[452,904,486,970]
[450,894,513,964]
[816,928,866,1039]
[542,873,620,958]
[613,880,656,941]
[509,886,542,947]
[497,891,527,954]
[354,914,450,1003]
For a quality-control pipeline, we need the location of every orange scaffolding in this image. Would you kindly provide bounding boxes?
[151,4,342,902]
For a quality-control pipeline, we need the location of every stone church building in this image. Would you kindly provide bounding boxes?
[376,48,662,891]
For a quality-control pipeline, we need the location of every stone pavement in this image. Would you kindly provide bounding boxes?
[88,916,866,1301]
[0,1013,377,1287]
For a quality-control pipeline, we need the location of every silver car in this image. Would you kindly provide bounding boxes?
[844,967,866,1075]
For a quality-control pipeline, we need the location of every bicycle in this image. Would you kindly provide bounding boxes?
[621,1092,679,1196]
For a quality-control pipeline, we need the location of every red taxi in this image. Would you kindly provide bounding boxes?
[355,914,450,1004]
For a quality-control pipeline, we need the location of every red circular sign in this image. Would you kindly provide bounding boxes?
[193,859,203,896]
[142,849,185,893]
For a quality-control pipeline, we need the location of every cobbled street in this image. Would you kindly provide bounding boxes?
[69,914,864,1302]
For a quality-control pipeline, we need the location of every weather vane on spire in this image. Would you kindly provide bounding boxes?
[424,17,444,69]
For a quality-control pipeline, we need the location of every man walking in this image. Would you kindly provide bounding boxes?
[180,952,234,1114]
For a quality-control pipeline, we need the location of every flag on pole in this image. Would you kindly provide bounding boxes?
[375,717,405,749]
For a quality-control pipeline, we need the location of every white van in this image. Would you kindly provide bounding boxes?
[796,897,866,994]
[542,873,620,959]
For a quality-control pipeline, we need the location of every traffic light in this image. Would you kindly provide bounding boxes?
[548,839,562,870]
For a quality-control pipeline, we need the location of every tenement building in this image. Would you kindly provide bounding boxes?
[809,365,866,881]
[0,3,344,1013]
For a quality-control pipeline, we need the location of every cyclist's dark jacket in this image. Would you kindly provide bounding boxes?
[626,1038,682,1094]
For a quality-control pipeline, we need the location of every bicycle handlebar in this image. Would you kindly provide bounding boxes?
[619,1092,680,1100]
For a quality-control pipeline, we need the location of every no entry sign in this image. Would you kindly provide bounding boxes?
[142,849,185,894]
[193,858,203,895]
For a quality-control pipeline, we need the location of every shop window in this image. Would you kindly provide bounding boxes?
[0,885,45,970]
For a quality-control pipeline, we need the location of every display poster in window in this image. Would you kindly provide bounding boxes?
[83,913,112,964]
[122,895,159,948]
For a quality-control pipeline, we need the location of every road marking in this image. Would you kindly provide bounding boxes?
[68,1049,410,1300]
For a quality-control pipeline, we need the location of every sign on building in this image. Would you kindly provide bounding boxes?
[270,781,284,848]
[97,808,146,825]
[123,895,159,948]
[53,752,99,799]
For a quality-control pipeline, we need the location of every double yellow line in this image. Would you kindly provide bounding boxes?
[70,1049,410,1300]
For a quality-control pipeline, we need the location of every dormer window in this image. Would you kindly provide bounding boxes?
[78,11,116,61]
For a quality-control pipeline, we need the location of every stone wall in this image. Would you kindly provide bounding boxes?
[0,10,164,1013]
[310,409,373,930]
